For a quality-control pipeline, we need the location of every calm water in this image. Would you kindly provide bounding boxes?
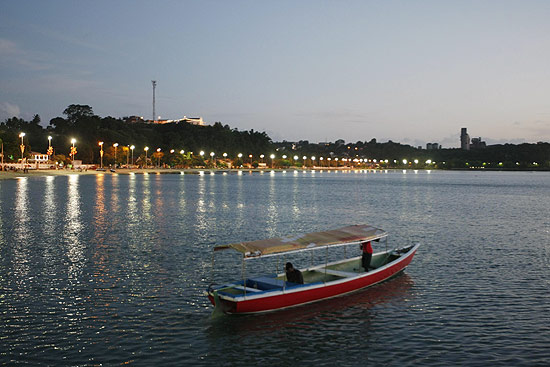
[0,170,549,366]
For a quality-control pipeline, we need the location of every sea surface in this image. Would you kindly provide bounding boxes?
[0,170,549,366]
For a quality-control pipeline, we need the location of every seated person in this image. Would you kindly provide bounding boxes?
[285,262,304,284]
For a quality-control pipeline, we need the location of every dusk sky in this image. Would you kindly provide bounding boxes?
[2,1,550,147]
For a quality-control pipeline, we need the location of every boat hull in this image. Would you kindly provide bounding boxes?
[208,243,419,314]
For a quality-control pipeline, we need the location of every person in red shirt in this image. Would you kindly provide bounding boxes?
[361,241,373,271]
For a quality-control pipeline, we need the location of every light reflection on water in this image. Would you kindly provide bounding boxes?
[0,171,549,365]
[13,178,30,282]
[65,175,84,283]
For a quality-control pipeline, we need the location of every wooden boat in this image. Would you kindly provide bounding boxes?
[207,224,420,314]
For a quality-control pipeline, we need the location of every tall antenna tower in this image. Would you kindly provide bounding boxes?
[152,80,157,122]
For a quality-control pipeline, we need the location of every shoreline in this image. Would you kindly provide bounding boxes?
[1,167,548,180]
[0,167,349,180]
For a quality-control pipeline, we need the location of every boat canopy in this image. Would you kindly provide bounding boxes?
[214,224,387,258]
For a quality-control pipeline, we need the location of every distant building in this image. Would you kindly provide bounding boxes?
[471,137,486,149]
[426,143,441,150]
[124,116,145,123]
[149,116,206,126]
[28,151,49,163]
[460,128,470,150]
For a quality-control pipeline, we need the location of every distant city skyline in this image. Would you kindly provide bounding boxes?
[2,1,550,148]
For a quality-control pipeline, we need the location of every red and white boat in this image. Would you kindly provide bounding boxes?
[207,224,420,314]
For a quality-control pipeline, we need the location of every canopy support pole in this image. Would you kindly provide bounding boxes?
[324,245,328,283]
[283,255,286,293]
[210,250,215,284]
[241,255,246,298]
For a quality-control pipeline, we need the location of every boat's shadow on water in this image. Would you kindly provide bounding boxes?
[206,273,415,337]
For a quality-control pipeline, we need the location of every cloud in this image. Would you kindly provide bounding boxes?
[0,39,17,54]
[0,102,21,119]
[29,24,109,54]
[0,38,51,71]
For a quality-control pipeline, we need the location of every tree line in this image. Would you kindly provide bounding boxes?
[1,104,549,169]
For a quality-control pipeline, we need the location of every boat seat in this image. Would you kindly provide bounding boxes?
[315,268,357,278]
[247,276,285,290]
[233,285,262,293]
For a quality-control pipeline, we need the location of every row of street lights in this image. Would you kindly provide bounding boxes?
[14,132,435,169]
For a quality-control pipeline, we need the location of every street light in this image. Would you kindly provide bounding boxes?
[70,138,77,165]
[311,156,316,167]
[144,146,149,168]
[130,145,135,167]
[270,154,275,168]
[180,150,185,168]
[210,152,215,167]
[19,132,26,170]
[47,136,53,160]
[156,148,161,167]
[99,141,104,168]
[113,143,119,168]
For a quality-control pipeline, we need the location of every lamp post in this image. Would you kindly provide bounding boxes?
[169,149,175,168]
[126,145,130,167]
[156,148,161,167]
[47,136,53,161]
[180,150,185,168]
[210,152,215,167]
[113,143,118,168]
[270,154,275,168]
[99,142,104,168]
[311,156,316,168]
[19,132,26,170]
[70,138,77,166]
[130,145,135,167]
[249,154,253,165]
[144,147,149,168]
[302,155,307,168]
